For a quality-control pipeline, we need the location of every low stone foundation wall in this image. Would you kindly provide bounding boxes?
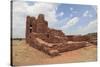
[29,35,88,56]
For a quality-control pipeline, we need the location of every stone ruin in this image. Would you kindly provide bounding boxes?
[26,14,95,56]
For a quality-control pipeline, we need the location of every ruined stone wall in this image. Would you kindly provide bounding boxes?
[48,29,65,37]
[26,14,90,44]
[25,14,93,56]
[26,16,32,43]
[36,14,48,33]
[26,14,48,43]
[65,35,74,41]
[65,35,90,41]
[29,32,66,43]
[72,36,90,41]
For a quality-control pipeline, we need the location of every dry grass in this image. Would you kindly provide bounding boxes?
[12,40,97,66]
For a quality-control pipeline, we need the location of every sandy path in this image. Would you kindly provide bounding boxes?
[12,40,97,66]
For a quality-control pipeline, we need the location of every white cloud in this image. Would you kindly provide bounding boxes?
[83,10,89,17]
[83,10,93,18]
[12,1,59,38]
[58,12,64,17]
[89,14,93,18]
[72,20,97,35]
[12,2,27,38]
[70,7,74,11]
[92,6,97,12]
[27,2,58,23]
[81,20,97,34]
[61,17,79,29]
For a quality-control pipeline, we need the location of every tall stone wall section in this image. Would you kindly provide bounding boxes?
[26,14,49,43]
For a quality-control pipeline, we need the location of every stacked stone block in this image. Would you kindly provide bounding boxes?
[26,14,92,56]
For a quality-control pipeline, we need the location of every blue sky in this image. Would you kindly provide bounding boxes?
[12,1,97,38]
[55,4,97,34]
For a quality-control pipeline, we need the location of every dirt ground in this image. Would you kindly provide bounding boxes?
[12,40,97,66]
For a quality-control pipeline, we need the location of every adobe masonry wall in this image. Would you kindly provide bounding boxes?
[26,14,91,43]
[26,14,65,43]
[26,14,48,43]
[25,14,94,56]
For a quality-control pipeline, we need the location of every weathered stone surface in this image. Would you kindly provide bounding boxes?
[29,36,87,56]
[57,41,87,52]
[26,16,36,43]
[48,29,65,37]
[26,14,93,56]
[36,14,48,33]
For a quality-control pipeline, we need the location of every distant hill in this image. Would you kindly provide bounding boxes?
[84,32,97,45]
[11,38,25,40]
[84,32,97,38]
[85,32,97,36]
